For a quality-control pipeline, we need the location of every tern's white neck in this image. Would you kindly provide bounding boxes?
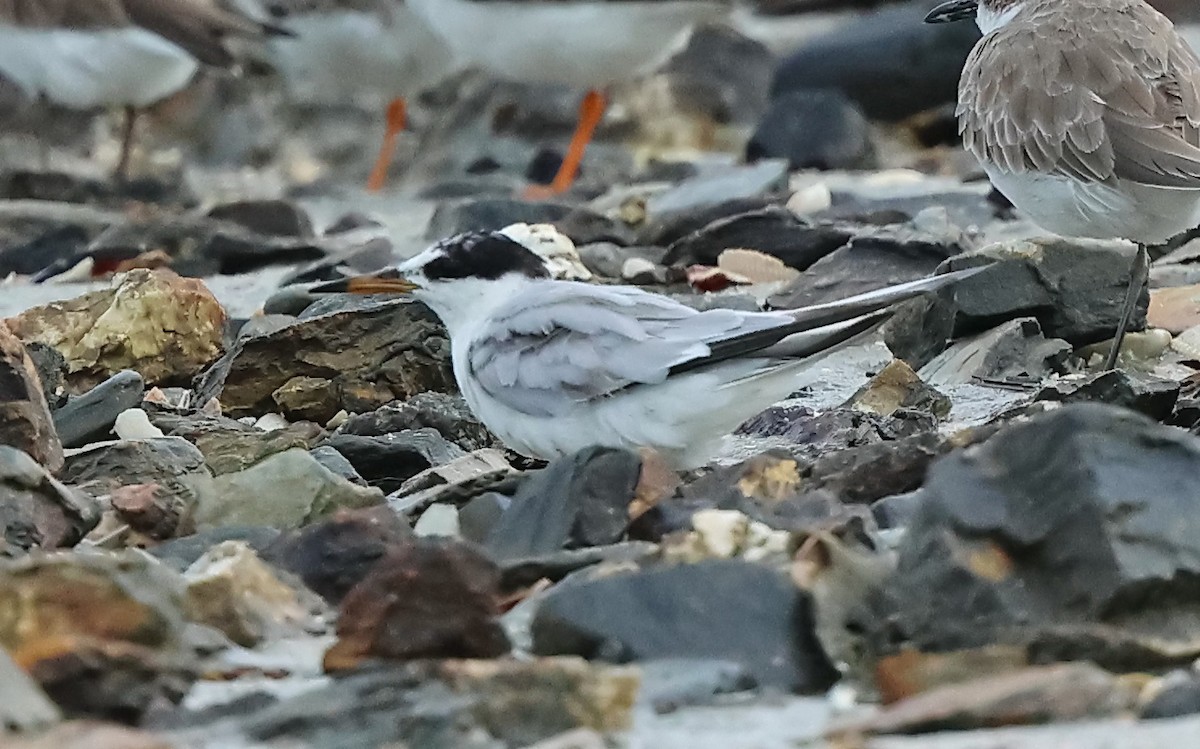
[976,2,1024,34]
[414,274,533,339]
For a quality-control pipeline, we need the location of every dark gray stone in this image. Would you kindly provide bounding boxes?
[22,341,67,410]
[52,369,144,448]
[337,393,495,452]
[206,199,314,239]
[425,198,630,245]
[0,446,99,551]
[661,206,851,270]
[869,404,1200,667]
[747,89,874,170]
[310,446,369,486]
[150,526,283,572]
[321,429,467,494]
[459,493,510,544]
[917,318,1072,386]
[484,446,641,562]
[530,559,839,692]
[1034,370,1180,422]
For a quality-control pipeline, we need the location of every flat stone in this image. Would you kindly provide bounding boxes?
[52,370,144,448]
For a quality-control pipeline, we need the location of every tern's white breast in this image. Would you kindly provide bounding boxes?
[263,8,455,105]
[985,166,1200,244]
[0,26,198,109]
[407,0,726,87]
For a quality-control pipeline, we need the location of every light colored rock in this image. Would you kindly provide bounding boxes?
[5,269,226,392]
[183,541,323,647]
[113,408,165,440]
[413,504,461,538]
[200,448,383,529]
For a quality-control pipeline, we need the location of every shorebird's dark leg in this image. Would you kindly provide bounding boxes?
[366,97,407,193]
[523,88,608,199]
[1103,242,1148,370]
[114,106,138,183]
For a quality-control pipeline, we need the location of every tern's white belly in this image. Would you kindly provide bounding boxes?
[0,26,198,108]
[407,0,725,87]
[985,166,1200,244]
[264,9,455,105]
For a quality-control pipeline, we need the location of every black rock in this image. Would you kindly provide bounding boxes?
[0,224,91,276]
[769,208,971,308]
[869,404,1200,667]
[321,430,467,494]
[940,239,1147,345]
[425,197,631,245]
[637,196,774,247]
[22,342,68,410]
[530,559,839,692]
[263,506,413,604]
[206,200,314,239]
[747,89,874,170]
[484,446,641,562]
[770,3,980,122]
[661,206,852,270]
[736,405,937,452]
[337,393,495,452]
[1034,370,1179,422]
[52,370,145,448]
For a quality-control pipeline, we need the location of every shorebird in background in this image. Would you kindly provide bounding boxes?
[240,0,456,191]
[0,0,289,180]
[407,0,727,197]
[927,0,1200,369]
[311,229,983,468]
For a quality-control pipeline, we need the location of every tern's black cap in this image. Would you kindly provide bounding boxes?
[423,231,551,281]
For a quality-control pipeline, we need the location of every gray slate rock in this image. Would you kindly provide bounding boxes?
[531,559,839,692]
[747,90,874,170]
[52,369,144,448]
[322,429,467,494]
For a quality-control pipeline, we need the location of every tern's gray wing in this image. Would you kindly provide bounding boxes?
[466,270,979,418]
[467,283,788,418]
[958,0,1200,188]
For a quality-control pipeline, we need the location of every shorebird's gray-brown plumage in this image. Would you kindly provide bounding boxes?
[928,0,1200,369]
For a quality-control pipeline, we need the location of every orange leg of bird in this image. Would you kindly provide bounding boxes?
[523,88,608,200]
[366,97,408,193]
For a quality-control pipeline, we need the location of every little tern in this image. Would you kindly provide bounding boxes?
[314,230,982,468]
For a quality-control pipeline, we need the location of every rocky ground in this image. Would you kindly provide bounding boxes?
[6,1,1200,747]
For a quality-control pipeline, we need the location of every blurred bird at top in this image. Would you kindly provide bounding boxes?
[230,0,456,192]
[407,0,730,198]
[0,0,291,180]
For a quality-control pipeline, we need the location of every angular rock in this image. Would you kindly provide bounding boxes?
[660,24,775,127]
[736,405,938,457]
[1035,370,1180,422]
[1149,283,1200,334]
[0,322,62,471]
[322,429,467,493]
[390,448,517,518]
[747,90,873,170]
[1142,674,1200,719]
[843,359,951,420]
[324,539,510,669]
[484,446,642,562]
[199,448,383,530]
[829,663,1140,737]
[869,404,1200,668]
[263,506,412,604]
[918,318,1071,387]
[182,540,321,647]
[22,340,68,410]
[414,504,460,537]
[531,559,838,692]
[150,526,282,573]
[770,2,978,122]
[459,492,511,544]
[0,646,61,733]
[109,482,190,541]
[940,238,1147,345]
[636,196,773,248]
[6,269,225,391]
[192,299,453,423]
[0,446,99,552]
[192,421,322,476]
[52,370,144,448]
[206,199,314,239]
[661,206,851,270]
[0,550,193,719]
[309,445,369,486]
[769,208,971,309]
[61,437,214,525]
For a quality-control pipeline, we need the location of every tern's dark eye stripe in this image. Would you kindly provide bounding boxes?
[423,231,551,281]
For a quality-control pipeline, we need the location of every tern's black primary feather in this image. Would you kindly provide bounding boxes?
[423,231,551,282]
